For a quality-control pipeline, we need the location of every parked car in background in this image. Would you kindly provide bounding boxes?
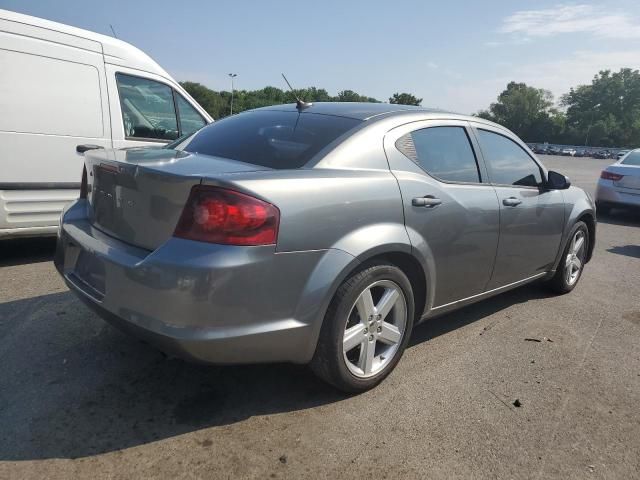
[594,150,611,159]
[574,149,587,157]
[533,145,549,155]
[0,9,213,239]
[596,149,640,214]
[548,146,562,155]
[56,103,596,392]
[561,148,577,156]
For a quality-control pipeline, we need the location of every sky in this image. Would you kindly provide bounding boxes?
[3,0,640,114]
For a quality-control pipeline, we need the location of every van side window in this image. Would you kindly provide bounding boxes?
[116,74,179,141]
[176,95,207,136]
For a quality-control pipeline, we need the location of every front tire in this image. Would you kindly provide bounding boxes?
[310,262,415,393]
[546,221,589,294]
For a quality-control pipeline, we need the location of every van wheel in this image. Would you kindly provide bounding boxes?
[310,262,414,393]
[546,221,589,294]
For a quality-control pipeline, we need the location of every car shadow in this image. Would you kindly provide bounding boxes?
[597,209,640,227]
[0,282,552,461]
[606,245,640,259]
[409,282,553,347]
[0,237,57,267]
[0,290,346,461]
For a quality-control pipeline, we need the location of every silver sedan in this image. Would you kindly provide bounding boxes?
[596,149,640,214]
[55,103,595,392]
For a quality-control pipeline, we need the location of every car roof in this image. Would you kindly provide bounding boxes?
[253,102,450,121]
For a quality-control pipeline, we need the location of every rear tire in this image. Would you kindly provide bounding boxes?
[310,262,415,393]
[546,221,589,294]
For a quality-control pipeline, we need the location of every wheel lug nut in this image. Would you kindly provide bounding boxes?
[377,326,382,333]
[363,328,368,334]
[369,335,374,341]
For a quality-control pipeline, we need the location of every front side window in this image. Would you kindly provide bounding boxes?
[116,74,179,141]
[477,129,542,187]
[177,95,207,136]
[396,126,480,183]
[177,111,361,169]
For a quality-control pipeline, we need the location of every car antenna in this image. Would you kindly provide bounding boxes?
[109,24,118,39]
[281,74,312,110]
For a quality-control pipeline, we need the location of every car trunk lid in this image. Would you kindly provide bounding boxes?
[85,147,270,250]
[609,164,640,190]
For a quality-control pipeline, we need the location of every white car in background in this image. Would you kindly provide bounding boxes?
[0,9,213,239]
[561,148,577,156]
[596,149,640,214]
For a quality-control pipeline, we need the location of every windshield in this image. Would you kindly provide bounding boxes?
[622,151,640,166]
[174,110,361,169]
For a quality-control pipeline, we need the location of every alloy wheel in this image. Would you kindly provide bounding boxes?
[565,230,586,286]
[342,280,407,378]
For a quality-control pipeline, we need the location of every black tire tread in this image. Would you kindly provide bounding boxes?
[546,221,588,294]
[310,262,414,393]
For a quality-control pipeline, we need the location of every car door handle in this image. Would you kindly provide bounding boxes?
[412,196,442,208]
[502,197,522,207]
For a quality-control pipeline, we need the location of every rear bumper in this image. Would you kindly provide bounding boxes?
[55,200,355,364]
[596,180,640,208]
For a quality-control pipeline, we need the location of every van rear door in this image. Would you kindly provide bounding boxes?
[0,16,111,234]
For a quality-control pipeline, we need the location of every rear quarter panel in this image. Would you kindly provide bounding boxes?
[210,169,407,254]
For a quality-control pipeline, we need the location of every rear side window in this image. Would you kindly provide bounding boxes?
[176,95,207,136]
[178,111,361,169]
[622,151,640,166]
[396,126,481,183]
[476,129,542,187]
[116,74,179,141]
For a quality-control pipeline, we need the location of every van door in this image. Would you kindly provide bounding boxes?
[104,65,208,149]
[0,19,111,235]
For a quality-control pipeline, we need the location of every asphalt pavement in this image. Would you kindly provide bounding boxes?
[1,155,639,479]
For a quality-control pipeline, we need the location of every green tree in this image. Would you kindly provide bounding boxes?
[336,90,379,102]
[180,82,380,119]
[561,68,640,147]
[389,92,422,106]
[477,81,558,142]
[180,81,228,119]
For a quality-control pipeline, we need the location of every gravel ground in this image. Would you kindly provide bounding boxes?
[1,155,639,479]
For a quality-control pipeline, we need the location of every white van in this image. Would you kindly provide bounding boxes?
[0,9,213,239]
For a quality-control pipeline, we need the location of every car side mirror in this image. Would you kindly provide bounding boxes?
[546,170,571,190]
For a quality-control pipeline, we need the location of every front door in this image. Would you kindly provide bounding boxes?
[472,125,565,289]
[384,121,500,308]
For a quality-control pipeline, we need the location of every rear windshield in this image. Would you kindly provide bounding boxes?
[175,110,361,169]
[622,151,640,166]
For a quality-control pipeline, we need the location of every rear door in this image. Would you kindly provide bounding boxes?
[471,124,565,289]
[384,120,500,308]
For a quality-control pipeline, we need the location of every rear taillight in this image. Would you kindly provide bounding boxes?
[174,185,279,246]
[600,171,624,181]
[80,165,88,199]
